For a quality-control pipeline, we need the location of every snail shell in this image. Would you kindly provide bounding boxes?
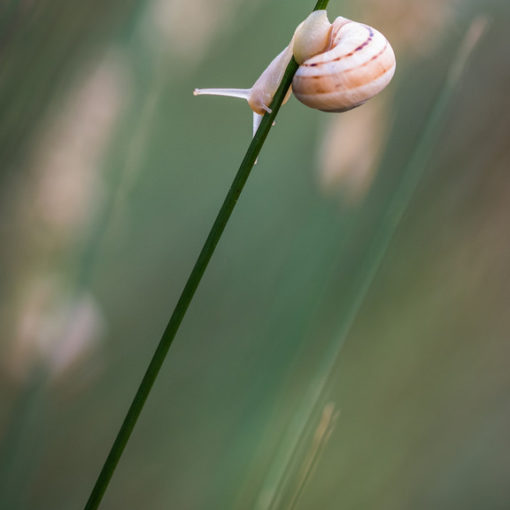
[292,17,396,112]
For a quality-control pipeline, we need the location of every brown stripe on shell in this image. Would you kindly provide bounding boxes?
[353,27,374,52]
[334,62,393,90]
[297,41,389,79]
[337,40,389,74]
[296,67,392,107]
[293,57,395,108]
[301,24,373,67]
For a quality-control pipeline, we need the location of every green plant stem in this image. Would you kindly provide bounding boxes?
[83,2,329,508]
[313,0,329,9]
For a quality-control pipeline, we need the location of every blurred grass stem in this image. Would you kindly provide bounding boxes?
[83,2,329,508]
[255,17,489,510]
[0,367,48,509]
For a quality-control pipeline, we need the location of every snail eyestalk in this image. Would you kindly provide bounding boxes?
[193,88,252,101]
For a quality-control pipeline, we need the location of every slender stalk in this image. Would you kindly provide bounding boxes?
[83,2,329,508]
[254,17,489,510]
[0,367,48,509]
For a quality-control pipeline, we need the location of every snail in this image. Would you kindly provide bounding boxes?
[194,10,396,137]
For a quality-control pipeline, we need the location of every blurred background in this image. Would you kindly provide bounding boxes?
[1,0,510,508]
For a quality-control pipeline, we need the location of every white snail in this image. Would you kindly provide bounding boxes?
[194,10,396,136]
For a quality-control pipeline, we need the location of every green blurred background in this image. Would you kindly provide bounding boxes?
[1,0,510,508]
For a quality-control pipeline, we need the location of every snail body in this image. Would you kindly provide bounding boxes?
[194,11,396,135]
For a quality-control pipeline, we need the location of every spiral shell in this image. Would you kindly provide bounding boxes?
[292,17,396,112]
